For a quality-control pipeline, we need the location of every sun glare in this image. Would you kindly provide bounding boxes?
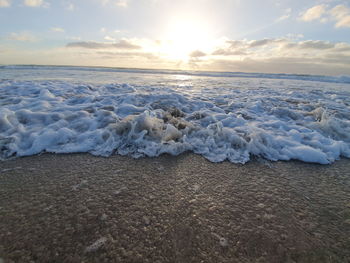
[160,16,214,61]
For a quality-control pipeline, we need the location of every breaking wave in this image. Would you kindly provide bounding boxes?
[1,66,350,164]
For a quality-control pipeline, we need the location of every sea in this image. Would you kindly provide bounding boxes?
[1,65,350,164]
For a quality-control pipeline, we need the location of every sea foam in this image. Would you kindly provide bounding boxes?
[1,66,349,164]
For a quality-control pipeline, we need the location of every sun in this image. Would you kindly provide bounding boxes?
[160,16,214,61]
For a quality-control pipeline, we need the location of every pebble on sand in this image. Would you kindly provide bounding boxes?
[84,237,107,253]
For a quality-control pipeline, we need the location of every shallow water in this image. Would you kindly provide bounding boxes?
[1,65,350,163]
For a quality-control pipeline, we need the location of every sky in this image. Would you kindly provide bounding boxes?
[1,0,350,75]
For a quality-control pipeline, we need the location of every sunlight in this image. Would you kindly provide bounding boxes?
[160,16,214,61]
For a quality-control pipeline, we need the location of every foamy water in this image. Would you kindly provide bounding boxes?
[1,65,350,164]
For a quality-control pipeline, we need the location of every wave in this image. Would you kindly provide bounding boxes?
[1,76,349,164]
[1,64,350,84]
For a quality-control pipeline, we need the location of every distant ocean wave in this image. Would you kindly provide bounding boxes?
[1,64,350,84]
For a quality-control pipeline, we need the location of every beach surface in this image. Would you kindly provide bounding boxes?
[1,153,350,263]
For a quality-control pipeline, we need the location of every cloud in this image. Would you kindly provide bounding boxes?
[23,0,47,7]
[226,40,246,48]
[51,27,65,33]
[100,0,129,7]
[8,32,37,42]
[211,38,347,57]
[206,37,350,75]
[66,39,141,49]
[330,5,350,28]
[333,42,350,52]
[116,0,128,7]
[212,49,247,56]
[66,36,81,41]
[3,33,350,76]
[62,37,350,75]
[208,56,350,76]
[100,0,109,6]
[66,41,105,49]
[276,8,292,22]
[0,0,11,7]
[276,14,290,22]
[300,4,327,22]
[248,38,285,48]
[100,28,122,40]
[97,51,157,60]
[249,39,271,48]
[297,40,334,49]
[211,38,287,56]
[189,50,206,57]
[299,4,350,28]
[282,40,335,50]
[104,36,115,41]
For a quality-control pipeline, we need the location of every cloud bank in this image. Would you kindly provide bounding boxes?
[1,34,349,75]
[66,40,141,49]
[59,36,350,75]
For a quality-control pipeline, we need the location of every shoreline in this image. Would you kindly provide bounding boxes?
[1,153,350,262]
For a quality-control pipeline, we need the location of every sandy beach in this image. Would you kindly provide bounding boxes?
[0,153,350,263]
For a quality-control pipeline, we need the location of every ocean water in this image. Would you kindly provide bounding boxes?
[1,65,350,164]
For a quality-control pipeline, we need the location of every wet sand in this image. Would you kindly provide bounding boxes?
[0,153,350,263]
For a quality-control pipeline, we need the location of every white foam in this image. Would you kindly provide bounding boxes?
[1,66,350,164]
